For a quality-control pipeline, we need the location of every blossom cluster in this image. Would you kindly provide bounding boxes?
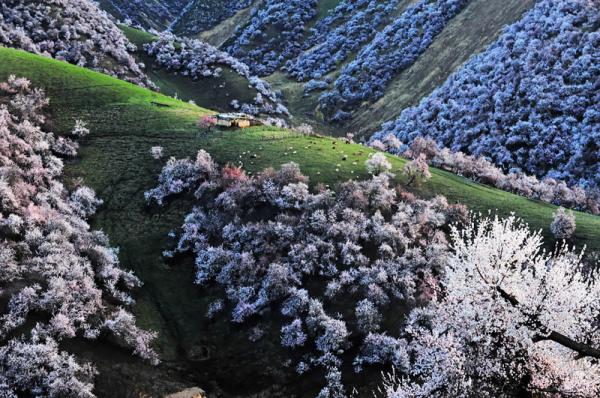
[380,215,600,397]
[374,0,600,191]
[170,0,254,36]
[0,77,157,397]
[146,151,467,395]
[102,0,189,31]
[379,136,600,214]
[0,0,153,87]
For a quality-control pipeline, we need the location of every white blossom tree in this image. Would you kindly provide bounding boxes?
[150,146,164,160]
[365,152,392,175]
[72,119,90,138]
[383,215,600,397]
[550,207,576,240]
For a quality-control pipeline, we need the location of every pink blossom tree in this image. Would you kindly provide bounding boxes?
[197,115,218,131]
[403,154,431,186]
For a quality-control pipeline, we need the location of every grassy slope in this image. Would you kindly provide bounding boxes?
[195,4,256,47]
[314,0,343,22]
[120,25,259,113]
[2,47,599,395]
[97,0,185,31]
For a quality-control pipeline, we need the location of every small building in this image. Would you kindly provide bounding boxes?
[235,119,251,128]
[216,113,260,129]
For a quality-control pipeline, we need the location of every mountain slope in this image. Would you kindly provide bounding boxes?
[120,25,262,113]
[349,0,536,135]
[94,0,539,138]
[2,47,600,396]
[212,0,536,137]
[100,0,257,37]
[170,0,255,36]
[97,0,189,31]
[194,4,256,48]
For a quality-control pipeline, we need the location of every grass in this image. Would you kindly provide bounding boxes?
[0,47,209,133]
[119,24,159,48]
[1,46,599,396]
[314,0,343,22]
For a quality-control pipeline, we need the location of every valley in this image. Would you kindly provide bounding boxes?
[1,1,599,397]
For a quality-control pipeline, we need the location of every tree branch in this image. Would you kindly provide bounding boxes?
[532,331,600,359]
[496,286,600,359]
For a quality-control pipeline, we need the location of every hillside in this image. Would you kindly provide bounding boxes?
[373,0,600,191]
[120,25,288,117]
[349,0,536,135]
[193,4,256,48]
[99,0,257,38]
[213,0,537,136]
[119,25,259,113]
[170,0,255,37]
[2,46,600,396]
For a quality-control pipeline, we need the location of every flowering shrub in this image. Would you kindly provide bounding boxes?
[225,0,319,76]
[72,119,90,138]
[150,146,164,160]
[197,115,217,130]
[302,79,330,95]
[365,152,392,175]
[281,319,307,348]
[0,0,152,87]
[402,154,431,186]
[144,149,218,206]
[319,0,470,119]
[145,32,288,115]
[146,32,249,78]
[147,151,467,394]
[374,0,600,192]
[0,77,157,396]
